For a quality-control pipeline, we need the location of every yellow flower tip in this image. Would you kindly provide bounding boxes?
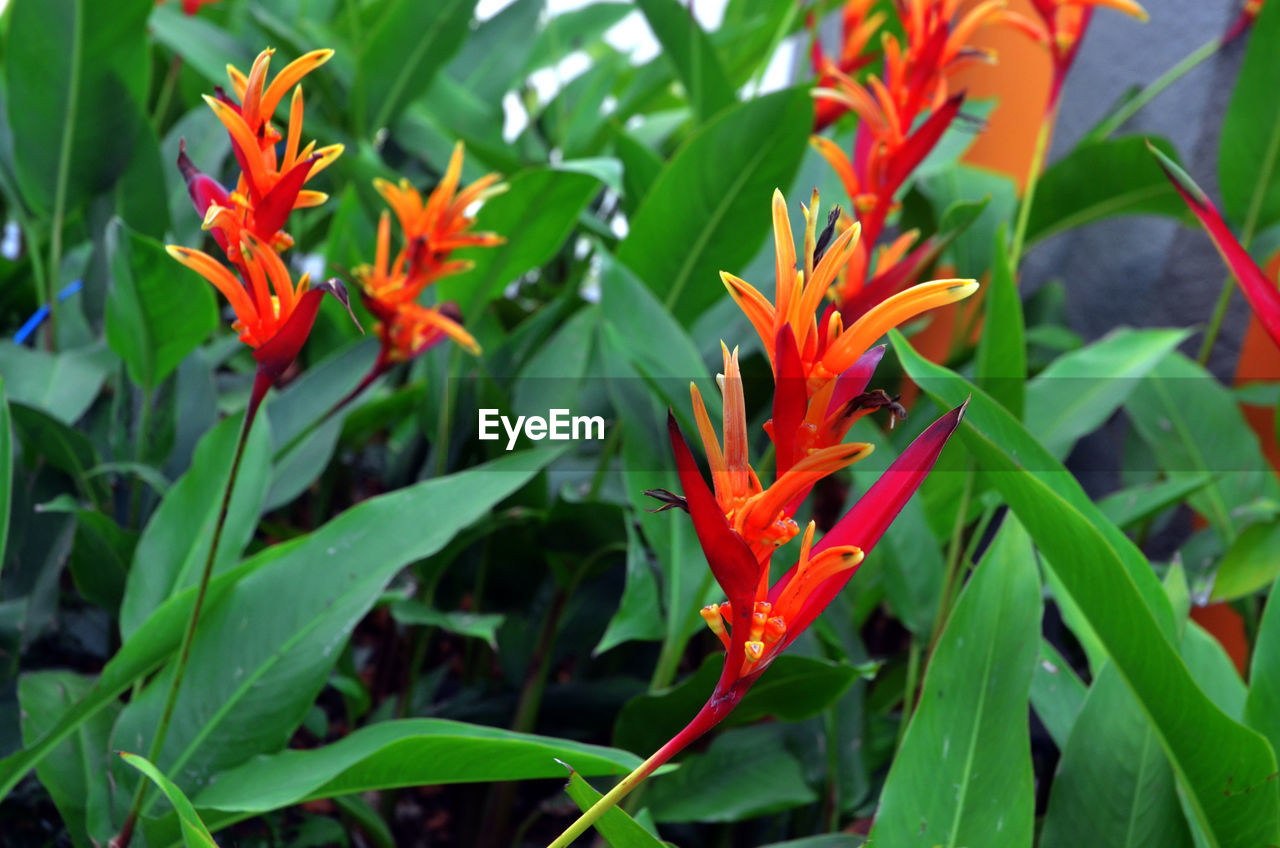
[164,244,191,262]
[940,278,981,303]
[744,641,764,662]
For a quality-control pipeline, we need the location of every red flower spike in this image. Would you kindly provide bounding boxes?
[666,410,761,612]
[770,324,808,476]
[255,155,318,240]
[827,345,886,415]
[884,92,964,190]
[1151,143,1280,349]
[769,398,968,644]
[253,277,361,380]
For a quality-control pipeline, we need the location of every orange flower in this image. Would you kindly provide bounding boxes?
[188,48,342,253]
[170,44,357,389]
[999,0,1147,106]
[168,235,357,379]
[810,0,1004,312]
[356,142,504,365]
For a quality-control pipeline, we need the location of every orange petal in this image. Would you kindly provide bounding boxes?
[167,245,259,331]
[823,278,979,373]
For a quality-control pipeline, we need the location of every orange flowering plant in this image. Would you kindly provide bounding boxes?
[3,1,1280,847]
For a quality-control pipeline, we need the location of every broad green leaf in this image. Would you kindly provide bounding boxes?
[614,129,663,213]
[18,672,120,848]
[870,517,1040,847]
[188,719,642,816]
[1184,622,1247,720]
[594,520,665,655]
[1220,0,1280,232]
[443,0,541,103]
[108,449,561,824]
[10,403,103,504]
[0,343,114,423]
[105,224,218,390]
[1026,136,1186,245]
[644,724,817,823]
[389,599,504,650]
[758,839,865,848]
[1211,520,1280,602]
[565,770,668,848]
[1040,663,1194,848]
[617,88,812,322]
[67,509,136,613]
[1125,352,1280,543]
[526,3,632,72]
[438,168,600,313]
[5,0,152,215]
[894,331,1280,848]
[1245,577,1280,755]
[1098,475,1216,531]
[613,654,858,756]
[975,224,1025,418]
[148,4,255,87]
[918,165,1016,277]
[1029,639,1086,749]
[120,413,273,640]
[1025,327,1188,458]
[355,0,477,133]
[120,753,218,848]
[636,0,735,122]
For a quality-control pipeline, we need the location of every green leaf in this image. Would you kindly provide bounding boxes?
[1125,352,1280,543]
[893,332,1280,848]
[10,403,103,504]
[1220,0,1280,232]
[389,599,504,650]
[975,224,1025,418]
[1040,663,1194,848]
[5,0,153,215]
[109,449,562,820]
[443,0,541,103]
[644,724,817,823]
[1029,640,1087,750]
[19,672,121,848]
[119,413,273,640]
[1211,520,1280,602]
[1245,576,1280,756]
[870,517,1040,847]
[1097,475,1216,531]
[105,223,218,390]
[148,4,255,87]
[595,521,665,655]
[188,719,641,818]
[617,88,812,322]
[437,167,600,313]
[1025,327,1188,458]
[636,0,735,122]
[917,165,1016,276]
[0,343,114,424]
[1026,136,1187,245]
[67,509,136,613]
[120,753,218,848]
[614,129,664,213]
[355,0,477,133]
[564,769,668,848]
[613,654,858,756]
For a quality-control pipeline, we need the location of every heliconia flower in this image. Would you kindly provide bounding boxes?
[808,0,886,132]
[354,143,504,370]
[720,190,978,393]
[809,0,1000,312]
[1150,143,1280,350]
[167,235,359,380]
[196,48,343,251]
[998,0,1147,108]
[1223,0,1265,44]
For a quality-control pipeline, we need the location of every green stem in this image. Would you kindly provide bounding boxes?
[151,54,182,131]
[1008,113,1054,270]
[1093,38,1219,141]
[128,387,153,528]
[111,374,270,848]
